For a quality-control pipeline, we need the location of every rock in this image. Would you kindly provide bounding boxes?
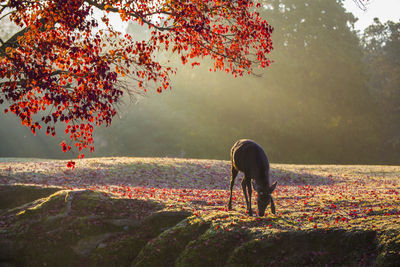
[0,239,17,261]
[0,262,16,267]
[107,218,140,228]
[0,186,165,266]
[0,184,61,211]
[73,233,115,257]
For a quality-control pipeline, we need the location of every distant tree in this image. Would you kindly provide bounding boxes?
[235,0,381,163]
[0,0,273,166]
[158,0,383,164]
[362,19,400,158]
[92,0,387,164]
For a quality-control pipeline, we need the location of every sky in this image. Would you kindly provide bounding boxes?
[105,1,400,33]
[343,0,400,31]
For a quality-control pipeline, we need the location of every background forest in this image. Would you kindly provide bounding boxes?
[1,0,399,164]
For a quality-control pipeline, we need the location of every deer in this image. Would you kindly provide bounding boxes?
[228,139,277,216]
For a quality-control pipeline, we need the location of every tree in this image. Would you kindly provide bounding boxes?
[362,19,400,161]
[0,0,273,167]
[141,0,382,164]
[250,0,381,163]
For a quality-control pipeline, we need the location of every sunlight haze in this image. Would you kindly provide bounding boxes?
[343,0,400,30]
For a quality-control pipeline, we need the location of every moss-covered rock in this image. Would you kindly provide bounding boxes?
[133,216,210,267]
[175,226,251,267]
[90,232,148,267]
[0,187,164,267]
[91,210,192,267]
[227,229,377,266]
[0,184,61,211]
[140,210,192,236]
[376,225,400,267]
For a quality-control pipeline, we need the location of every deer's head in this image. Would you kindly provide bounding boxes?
[255,181,277,216]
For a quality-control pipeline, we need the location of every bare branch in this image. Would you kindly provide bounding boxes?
[353,0,370,11]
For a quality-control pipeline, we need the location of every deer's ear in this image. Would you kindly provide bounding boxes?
[270,197,276,214]
[270,181,277,193]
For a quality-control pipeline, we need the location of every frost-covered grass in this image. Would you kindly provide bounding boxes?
[1,157,399,230]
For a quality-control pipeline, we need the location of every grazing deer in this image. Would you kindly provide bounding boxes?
[228,139,277,216]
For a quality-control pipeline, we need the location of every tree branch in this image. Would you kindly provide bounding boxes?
[0,69,70,89]
[0,27,27,56]
[84,0,175,31]
[0,9,16,21]
[353,0,370,11]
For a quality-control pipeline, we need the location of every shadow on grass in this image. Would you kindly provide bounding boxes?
[1,158,343,192]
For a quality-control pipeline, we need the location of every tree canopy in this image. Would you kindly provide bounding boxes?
[57,0,387,164]
[137,0,381,164]
[0,0,273,166]
[362,19,400,156]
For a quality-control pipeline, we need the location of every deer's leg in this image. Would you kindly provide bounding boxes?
[241,176,251,216]
[228,166,239,210]
[247,179,253,216]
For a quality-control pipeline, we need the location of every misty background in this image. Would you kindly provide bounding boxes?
[1,0,399,164]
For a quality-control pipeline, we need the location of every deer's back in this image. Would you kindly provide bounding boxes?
[231,139,270,180]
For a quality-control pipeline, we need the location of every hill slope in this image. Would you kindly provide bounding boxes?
[0,157,399,266]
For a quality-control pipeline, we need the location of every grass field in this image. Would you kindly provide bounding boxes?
[1,157,399,266]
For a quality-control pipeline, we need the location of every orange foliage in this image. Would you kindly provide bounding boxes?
[0,0,273,166]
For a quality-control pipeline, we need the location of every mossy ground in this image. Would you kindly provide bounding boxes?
[0,158,399,266]
[0,186,166,266]
[0,184,60,211]
[133,216,210,266]
[228,229,377,266]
